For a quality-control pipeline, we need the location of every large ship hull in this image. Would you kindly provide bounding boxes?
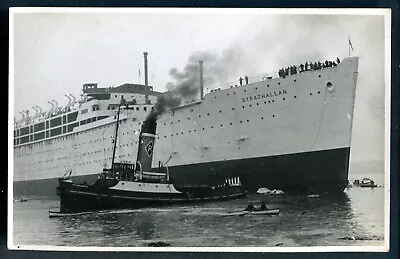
[13,57,359,197]
[14,147,350,196]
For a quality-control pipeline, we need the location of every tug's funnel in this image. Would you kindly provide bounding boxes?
[136,120,157,175]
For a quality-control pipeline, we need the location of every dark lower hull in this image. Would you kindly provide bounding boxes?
[57,179,246,213]
[169,147,350,194]
[14,147,350,197]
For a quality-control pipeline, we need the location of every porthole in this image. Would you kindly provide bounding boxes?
[294,79,296,82]
[283,98,286,101]
[211,126,214,129]
[242,106,245,109]
[318,91,321,94]
[318,75,321,78]
[247,120,250,122]
[232,108,235,110]
[249,104,252,107]
[219,110,222,113]
[207,113,210,116]
[199,115,201,118]
[220,124,223,127]
[240,121,243,123]
[278,82,281,85]
[256,103,259,106]
[310,93,312,95]
[261,117,264,120]
[272,100,275,103]
[268,101,271,103]
[230,122,233,125]
[255,87,258,90]
[294,96,297,98]
[244,90,247,92]
[273,115,275,118]
[326,81,334,92]
[267,84,270,87]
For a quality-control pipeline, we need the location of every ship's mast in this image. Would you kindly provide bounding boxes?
[144,52,149,104]
[111,96,124,176]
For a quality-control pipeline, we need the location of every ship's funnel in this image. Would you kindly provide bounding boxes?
[199,60,204,100]
[136,120,157,175]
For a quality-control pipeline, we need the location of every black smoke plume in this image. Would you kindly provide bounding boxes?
[145,92,181,124]
[146,46,254,123]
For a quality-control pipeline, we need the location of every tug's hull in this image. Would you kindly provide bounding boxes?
[56,178,246,213]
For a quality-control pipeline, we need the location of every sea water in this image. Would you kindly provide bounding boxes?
[11,173,385,248]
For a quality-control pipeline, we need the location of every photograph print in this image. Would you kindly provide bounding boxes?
[8,8,391,252]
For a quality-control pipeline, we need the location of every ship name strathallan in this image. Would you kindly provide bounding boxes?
[241,89,287,103]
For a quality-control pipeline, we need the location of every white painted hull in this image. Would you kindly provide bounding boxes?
[13,57,359,194]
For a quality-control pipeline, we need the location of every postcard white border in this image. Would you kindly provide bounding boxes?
[8,7,392,253]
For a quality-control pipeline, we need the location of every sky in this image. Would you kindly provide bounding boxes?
[10,9,390,164]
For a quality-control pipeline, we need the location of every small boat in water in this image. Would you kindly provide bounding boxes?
[52,101,246,215]
[221,211,249,216]
[221,208,280,216]
[248,209,281,215]
[353,178,377,188]
[48,210,94,218]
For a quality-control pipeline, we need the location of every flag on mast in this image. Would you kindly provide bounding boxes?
[348,37,354,51]
[348,37,354,57]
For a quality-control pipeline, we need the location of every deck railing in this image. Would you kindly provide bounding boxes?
[205,71,279,94]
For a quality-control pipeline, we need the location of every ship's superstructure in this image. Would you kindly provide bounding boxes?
[13,55,359,196]
[14,83,159,182]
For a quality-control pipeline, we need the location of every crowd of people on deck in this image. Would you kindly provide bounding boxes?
[278,57,341,78]
[230,57,341,89]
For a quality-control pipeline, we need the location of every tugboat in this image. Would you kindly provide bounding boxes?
[50,98,246,216]
[353,178,377,188]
